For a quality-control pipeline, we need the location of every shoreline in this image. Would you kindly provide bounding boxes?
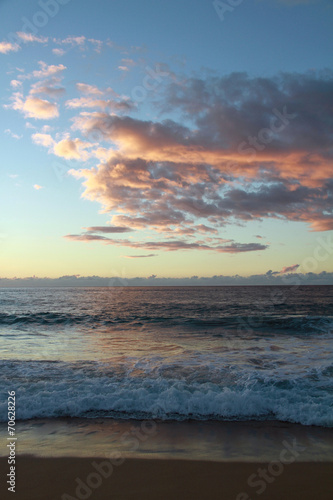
[1,456,332,500]
[1,418,332,461]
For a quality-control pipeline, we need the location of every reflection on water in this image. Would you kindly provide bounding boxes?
[0,419,332,462]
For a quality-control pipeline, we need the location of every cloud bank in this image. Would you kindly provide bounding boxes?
[0,271,332,287]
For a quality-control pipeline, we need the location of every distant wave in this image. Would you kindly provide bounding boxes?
[0,312,332,335]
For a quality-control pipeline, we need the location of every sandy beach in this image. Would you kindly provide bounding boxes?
[1,456,332,500]
[1,418,332,499]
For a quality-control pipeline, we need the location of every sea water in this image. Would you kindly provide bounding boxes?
[0,286,332,427]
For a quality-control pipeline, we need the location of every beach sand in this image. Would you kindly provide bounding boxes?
[1,420,332,499]
[1,456,332,500]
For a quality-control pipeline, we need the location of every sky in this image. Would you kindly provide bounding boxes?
[0,0,332,285]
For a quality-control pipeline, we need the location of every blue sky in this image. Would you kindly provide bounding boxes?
[0,0,332,284]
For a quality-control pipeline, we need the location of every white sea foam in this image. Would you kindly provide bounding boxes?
[0,359,332,426]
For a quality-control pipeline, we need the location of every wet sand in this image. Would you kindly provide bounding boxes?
[1,419,332,499]
[1,418,333,461]
[1,456,332,500]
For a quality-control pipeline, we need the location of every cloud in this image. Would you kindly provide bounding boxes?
[16,33,48,44]
[162,71,333,161]
[32,133,95,160]
[32,133,55,148]
[123,254,157,258]
[5,62,66,120]
[0,41,19,54]
[33,184,43,190]
[31,62,66,79]
[0,33,47,55]
[5,129,22,140]
[1,271,332,287]
[64,230,267,253]
[118,58,137,72]
[8,65,332,255]
[121,58,136,66]
[280,264,300,273]
[52,48,65,57]
[65,97,133,112]
[68,71,333,238]
[30,82,66,99]
[217,243,268,253]
[266,270,279,276]
[65,234,111,242]
[56,35,86,47]
[66,84,133,111]
[53,138,93,160]
[88,39,103,53]
[10,80,22,88]
[76,83,104,96]
[7,93,59,119]
[85,226,134,233]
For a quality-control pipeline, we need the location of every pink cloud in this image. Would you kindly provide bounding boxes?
[32,133,94,160]
[8,93,59,119]
[53,138,93,160]
[280,264,300,274]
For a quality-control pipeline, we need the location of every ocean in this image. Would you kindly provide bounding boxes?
[1,285,332,428]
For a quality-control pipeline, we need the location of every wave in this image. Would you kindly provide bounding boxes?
[1,360,332,427]
[0,312,332,335]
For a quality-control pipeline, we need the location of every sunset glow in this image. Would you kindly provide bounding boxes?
[1,0,332,284]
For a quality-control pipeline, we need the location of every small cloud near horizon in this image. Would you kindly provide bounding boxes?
[280,264,300,274]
